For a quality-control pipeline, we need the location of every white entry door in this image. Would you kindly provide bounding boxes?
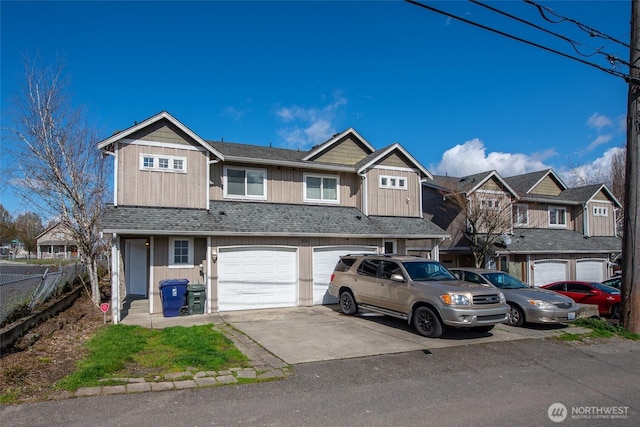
[218,246,298,311]
[312,246,377,305]
[125,239,148,296]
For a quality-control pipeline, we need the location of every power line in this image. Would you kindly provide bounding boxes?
[404,0,640,85]
[524,0,632,51]
[470,0,631,68]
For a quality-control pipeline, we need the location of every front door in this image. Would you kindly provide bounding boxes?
[126,239,148,296]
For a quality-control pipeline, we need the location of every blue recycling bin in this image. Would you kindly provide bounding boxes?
[159,279,189,317]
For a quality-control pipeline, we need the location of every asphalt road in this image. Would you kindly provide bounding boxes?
[1,337,638,426]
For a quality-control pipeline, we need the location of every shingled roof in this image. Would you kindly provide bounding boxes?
[101,201,448,238]
[495,228,621,254]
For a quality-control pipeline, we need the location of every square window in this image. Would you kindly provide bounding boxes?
[143,157,154,168]
[549,207,566,226]
[158,158,169,169]
[304,174,338,202]
[173,159,183,170]
[224,167,266,199]
[169,237,193,267]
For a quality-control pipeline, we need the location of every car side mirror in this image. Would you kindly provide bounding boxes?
[390,273,406,282]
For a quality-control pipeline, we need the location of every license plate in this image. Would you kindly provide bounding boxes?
[568,312,576,320]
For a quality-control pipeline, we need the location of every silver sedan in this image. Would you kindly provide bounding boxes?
[450,268,579,327]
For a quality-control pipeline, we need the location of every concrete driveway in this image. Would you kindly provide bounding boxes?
[219,305,589,365]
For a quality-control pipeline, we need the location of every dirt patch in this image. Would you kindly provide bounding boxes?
[0,289,108,403]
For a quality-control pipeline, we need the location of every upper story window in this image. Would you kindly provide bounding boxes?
[549,206,567,227]
[480,198,500,210]
[513,204,529,226]
[593,206,608,216]
[169,237,193,268]
[224,167,267,200]
[380,175,407,190]
[140,154,187,173]
[304,173,339,203]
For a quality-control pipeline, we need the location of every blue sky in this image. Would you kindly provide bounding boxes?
[0,0,631,217]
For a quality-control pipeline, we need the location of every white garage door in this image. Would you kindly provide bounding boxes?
[218,246,298,311]
[312,246,377,305]
[576,259,605,282]
[533,260,568,287]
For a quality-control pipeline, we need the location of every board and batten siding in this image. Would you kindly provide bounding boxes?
[118,141,207,209]
[209,163,361,208]
[588,201,616,236]
[525,203,575,230]
[366,168,422,217]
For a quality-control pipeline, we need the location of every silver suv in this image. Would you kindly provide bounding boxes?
[328,254,509,337]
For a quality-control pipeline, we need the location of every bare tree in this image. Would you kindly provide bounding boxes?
[0,204,14,247]
[610,147,626,235]
[443,189,513,268]
[3,56,107,304]
[14,212,44,258]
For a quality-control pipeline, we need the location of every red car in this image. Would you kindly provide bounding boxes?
[541,281,621,318]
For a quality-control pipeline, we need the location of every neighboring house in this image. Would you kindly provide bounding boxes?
[423,169,622,286]
[36,223,78,260]
[98,111,449,323]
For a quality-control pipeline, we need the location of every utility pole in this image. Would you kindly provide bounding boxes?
[623,0,640,333]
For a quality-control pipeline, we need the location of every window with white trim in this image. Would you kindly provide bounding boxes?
[224,167,267,199]
[549,206,567,227]
[140,154,187,173]
[593,206,608,216]
[379,175,407,190]
[169,237,193,267]
[512,204,528,226]
[304,173,339,203]
[480,198,500,210]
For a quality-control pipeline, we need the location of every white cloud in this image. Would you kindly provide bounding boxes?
[275,92,347,149]
[587,113,612,131]
[557,146,624,187]
[586,134,612,152]
[430,138,554,177]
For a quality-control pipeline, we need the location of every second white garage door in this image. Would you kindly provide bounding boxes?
[218,246,298,311]
[533,260,568,287]
[312,246,377,305]
[576,259,606,282]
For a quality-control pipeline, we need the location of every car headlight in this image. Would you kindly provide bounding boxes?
[527,299,554,309]
[441,294,470,305]
[499,292,506,304]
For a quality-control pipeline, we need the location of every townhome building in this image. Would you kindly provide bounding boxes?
[423,169,622,286]
[98,111,448,323]
[36,222,78,260]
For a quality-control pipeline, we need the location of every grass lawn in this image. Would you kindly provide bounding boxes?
[56,324,249,391]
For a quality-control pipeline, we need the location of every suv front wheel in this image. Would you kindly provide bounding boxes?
[412,306,443,338]
[339,290,358,315]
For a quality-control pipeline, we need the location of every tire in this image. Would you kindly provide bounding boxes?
[610,303,621,319]
[339,291,358,315]
[472,325,495,333]
[505,304,525,327]
[412,306,443,338]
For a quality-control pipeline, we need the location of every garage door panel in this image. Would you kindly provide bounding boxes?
[312,246,377,305]
[219,247,297,311]
[576,260,605,282]
[533,260,567,287]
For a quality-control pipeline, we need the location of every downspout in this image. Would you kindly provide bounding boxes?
[419,178,427,219]
[207,158,220,211]
[102,147,117,207]
[583,202,590,237]
[358,171,368,216]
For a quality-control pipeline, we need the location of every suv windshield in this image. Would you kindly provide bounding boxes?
[484,272,528,289]
[402,261,457,281]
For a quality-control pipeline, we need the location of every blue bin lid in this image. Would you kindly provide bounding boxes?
[159,279,189,289]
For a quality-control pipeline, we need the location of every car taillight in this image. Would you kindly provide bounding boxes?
[330,273,335,282]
